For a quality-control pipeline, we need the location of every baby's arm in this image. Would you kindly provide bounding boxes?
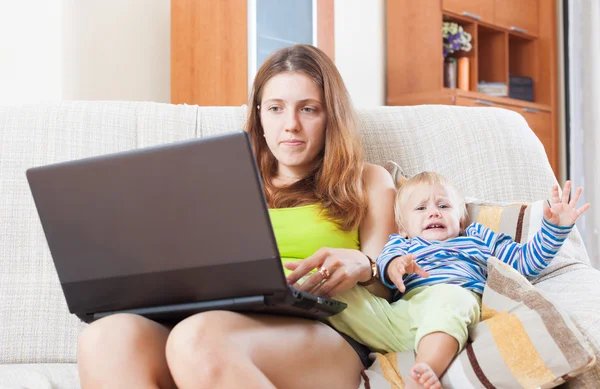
[469,220,572,278]
[376,236,428,291]
[474,181,589,279]
[376,235,409,289]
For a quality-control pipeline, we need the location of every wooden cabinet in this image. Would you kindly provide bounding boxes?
[494,0,539,36]
[519,107,553,166]
[443,0,494,24]
[455,96,495,107]
[387,0,558,177]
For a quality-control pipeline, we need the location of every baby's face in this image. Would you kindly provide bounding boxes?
[399,183,461,241]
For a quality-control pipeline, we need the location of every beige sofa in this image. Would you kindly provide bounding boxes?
[1,102,599,388]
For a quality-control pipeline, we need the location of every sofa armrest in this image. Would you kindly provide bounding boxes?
[534,266,600,388]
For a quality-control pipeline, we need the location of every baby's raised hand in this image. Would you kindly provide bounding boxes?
[387,254,429,293]
[544,181,590,227]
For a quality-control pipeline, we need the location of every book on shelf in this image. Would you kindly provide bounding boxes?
[509,75,534,102]
[477,81,508,97]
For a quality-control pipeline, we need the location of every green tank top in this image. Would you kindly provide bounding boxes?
[268,204,360,275]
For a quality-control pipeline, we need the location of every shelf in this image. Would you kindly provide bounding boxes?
[443,11,538,39]
[388,89,551,112]
[442,11,542,104]
[444,88,551,111]
[509,34,538,102]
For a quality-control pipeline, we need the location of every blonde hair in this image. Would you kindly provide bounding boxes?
[244,44,367,232]
[394,172,467,233]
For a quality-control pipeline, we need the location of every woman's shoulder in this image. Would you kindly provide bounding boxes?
[362,163,395,191]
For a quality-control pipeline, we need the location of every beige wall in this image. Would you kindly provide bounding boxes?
[334,0,386,107]
[62,0,170,102]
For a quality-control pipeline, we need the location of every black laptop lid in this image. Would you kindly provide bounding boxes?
[26,132,286,316]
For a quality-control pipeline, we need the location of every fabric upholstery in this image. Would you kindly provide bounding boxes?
[0,364,79,389]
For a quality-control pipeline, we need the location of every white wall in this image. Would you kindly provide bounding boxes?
[334,0,386,107]
[0,1,62,105]
[62,0,170,102]
[0,1,170,105]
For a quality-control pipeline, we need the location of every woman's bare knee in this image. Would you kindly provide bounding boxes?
[79,314,160,357]
[78,313,174,389]
[166,311,234,386]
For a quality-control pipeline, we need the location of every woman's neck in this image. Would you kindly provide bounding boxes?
[276,165,311,184]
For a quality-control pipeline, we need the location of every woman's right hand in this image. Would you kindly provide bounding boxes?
[284,247,372,298]
[386,254,429,292]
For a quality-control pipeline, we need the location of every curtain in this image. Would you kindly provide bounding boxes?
[567,0,600,268]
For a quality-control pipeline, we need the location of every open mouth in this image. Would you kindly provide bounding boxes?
[425,224,445,230]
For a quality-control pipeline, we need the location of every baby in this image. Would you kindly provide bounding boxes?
[327,172,589,389]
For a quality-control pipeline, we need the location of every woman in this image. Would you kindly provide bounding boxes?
[78,44,398,389]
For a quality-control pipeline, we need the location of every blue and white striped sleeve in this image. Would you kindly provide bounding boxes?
[376,234,410,289]
[467,220,573,279]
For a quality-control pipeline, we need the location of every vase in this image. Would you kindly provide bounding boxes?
[444,59,457,89]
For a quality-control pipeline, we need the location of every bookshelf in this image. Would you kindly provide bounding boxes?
[387,0,558,176]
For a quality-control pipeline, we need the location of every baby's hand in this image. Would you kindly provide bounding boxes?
[387,254,429,293]
[544,181,590,227]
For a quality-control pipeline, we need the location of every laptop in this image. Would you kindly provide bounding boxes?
[26,131,347,324]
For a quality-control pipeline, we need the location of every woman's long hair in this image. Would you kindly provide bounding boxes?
[245,44,367,232]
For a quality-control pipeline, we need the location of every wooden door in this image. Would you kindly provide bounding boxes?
[171,0,248,106]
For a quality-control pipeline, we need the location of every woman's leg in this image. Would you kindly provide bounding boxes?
[78,313,176,389]
[166,310,364,389]
[327,285,413,354]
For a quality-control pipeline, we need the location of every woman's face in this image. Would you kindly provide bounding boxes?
[260,72,327,179]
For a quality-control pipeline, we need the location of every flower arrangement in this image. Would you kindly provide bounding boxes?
[442,22,472,59]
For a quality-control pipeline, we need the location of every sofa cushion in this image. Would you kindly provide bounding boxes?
[360,257,597,389]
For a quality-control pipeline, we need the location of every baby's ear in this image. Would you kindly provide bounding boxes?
[397,226,409,239]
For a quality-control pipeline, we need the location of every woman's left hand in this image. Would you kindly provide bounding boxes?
[284,247,371,298]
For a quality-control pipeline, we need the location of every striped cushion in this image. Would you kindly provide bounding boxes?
[465,198,546,243]
[360,257,596,389]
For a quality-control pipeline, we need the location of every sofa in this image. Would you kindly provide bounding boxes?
[1,101,599,388]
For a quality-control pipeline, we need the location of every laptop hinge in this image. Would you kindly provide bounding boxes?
[91,295,266,321]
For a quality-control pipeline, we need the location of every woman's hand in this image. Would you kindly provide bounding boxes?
[386,254,429,293]
[544,181,590,226]
[284,248,371,298]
